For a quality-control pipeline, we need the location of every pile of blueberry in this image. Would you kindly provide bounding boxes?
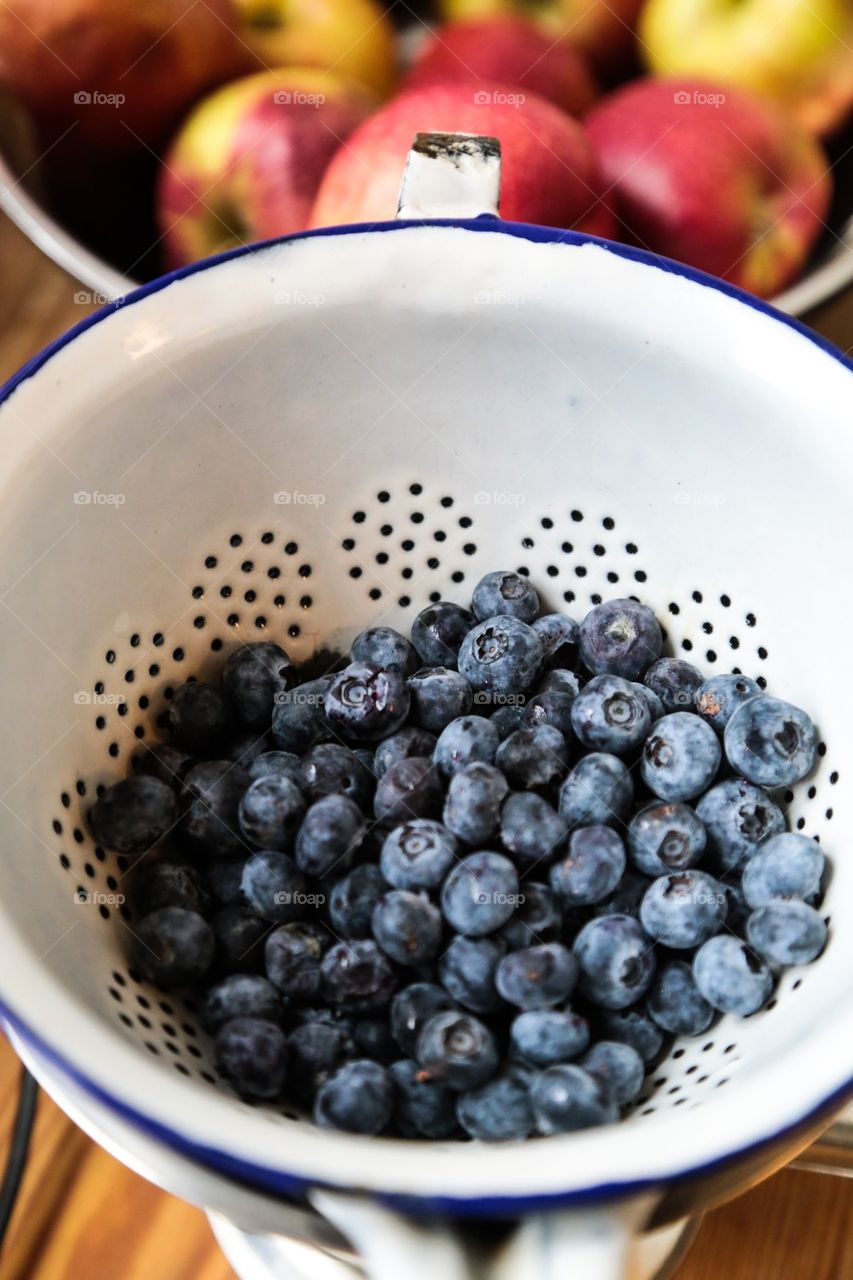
[89,573,828,1142]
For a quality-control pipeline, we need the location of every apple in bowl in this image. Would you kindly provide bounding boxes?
[402,17,598,117]
[638,0,853,136]
[157,69,374,269]
[586,77,833,298]
[234,0,398,98]
[0,0,248,149]
[435,0,644,72]
[311,81,615,235]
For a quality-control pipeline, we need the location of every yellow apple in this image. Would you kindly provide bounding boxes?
[235,0,398,98]
[157,68,374,267]
[638,0,853,135]
[435,0,644,71]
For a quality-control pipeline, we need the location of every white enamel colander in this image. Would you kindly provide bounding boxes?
[0,137,851,1279]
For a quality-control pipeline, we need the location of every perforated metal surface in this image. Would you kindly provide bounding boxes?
[46,492,838,1126]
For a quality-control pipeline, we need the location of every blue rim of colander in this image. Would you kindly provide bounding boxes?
[1,216,852,1216]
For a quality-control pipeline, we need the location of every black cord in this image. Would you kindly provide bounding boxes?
[0,1066,38,1249]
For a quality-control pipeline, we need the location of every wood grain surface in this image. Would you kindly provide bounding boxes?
[0,209,851,1280]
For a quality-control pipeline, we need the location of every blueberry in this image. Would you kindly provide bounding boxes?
[271,677,332,753]
[721,880,751,935]
[390,1059,458,1138]
[411,601,475,669]
[265,922,326,1000]
[539,669,583,697]
[510,1008,590,1066]
[374,757,443,825]
[352,1017,397,1065]
[646,960,714,1037]
[500,793,567,866]
[206,857,246,907]
[135,743,193,791]
[523,690,575,738]
[695,674,761,732]
[640,871,726,950]
[168,681,230,754]
[550,826,626,906]
[415,1011,499,1090]
[241,851,306,923]
[299,743,374,809]
[408,667,473,734]
[573,915,656,1009]
[295,795,366,878]
[495,943,578,1010]
[724,696,818,787]
[328,864,388,940]
[490,704,528,739]
[222,642,295,729]
[351,626,416,674]
[247,750,304,788]
[320,940,397,1011]
[314,1060,394,1134]
[374,726,438,777]
[741,833,825,909]
[692,936,773,1015]
[434,716,499,778]
[380,819,457,890]
[131,907,215,987]
[532,613,578,667]
[627,802,706,877]
[325,662,411,742]
[558,753,633,829]
[216,1017,288,1099]
[695,779,785,872]
[457,1067,535,1141]
[181,761,251,858]
[222,731,272,768]
[458,616,543,695]
[90,776,178,856]
[746,901,827,966]
[500,882,563,949]
[472,570,540,623]
[439,936,505,1013]
[496,725,569,789]
[530,1064,618,1133]
[238,774,306,851]
[372,890,442,966]
[135,861,212,916]
[391,982,456,1055]
[441,852,519,936]
[201,973,283,1031]
[643,658,703,714]
[631,681,664,722]
[594,869,652,920]
[578,599,662,680]
[641,712,721,802]
[570,674,650,756]
[595,1008,664,1064]
[584,1044,644,1114]
[211,906,269,972]
[288,1021,355,1104]
[443,762,509,844]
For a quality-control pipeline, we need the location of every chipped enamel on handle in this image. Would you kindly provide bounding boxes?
[396,132,502,221]
[311,1189,658,1280]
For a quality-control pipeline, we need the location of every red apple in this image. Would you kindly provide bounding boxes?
[158,69,374,268]
[402,17,598,117]
[586,78,832,297]
[436,0,644,74]
[0,0,249,149]
[310,81,615,236]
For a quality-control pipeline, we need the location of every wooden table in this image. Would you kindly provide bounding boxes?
[1,209,852,1280]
